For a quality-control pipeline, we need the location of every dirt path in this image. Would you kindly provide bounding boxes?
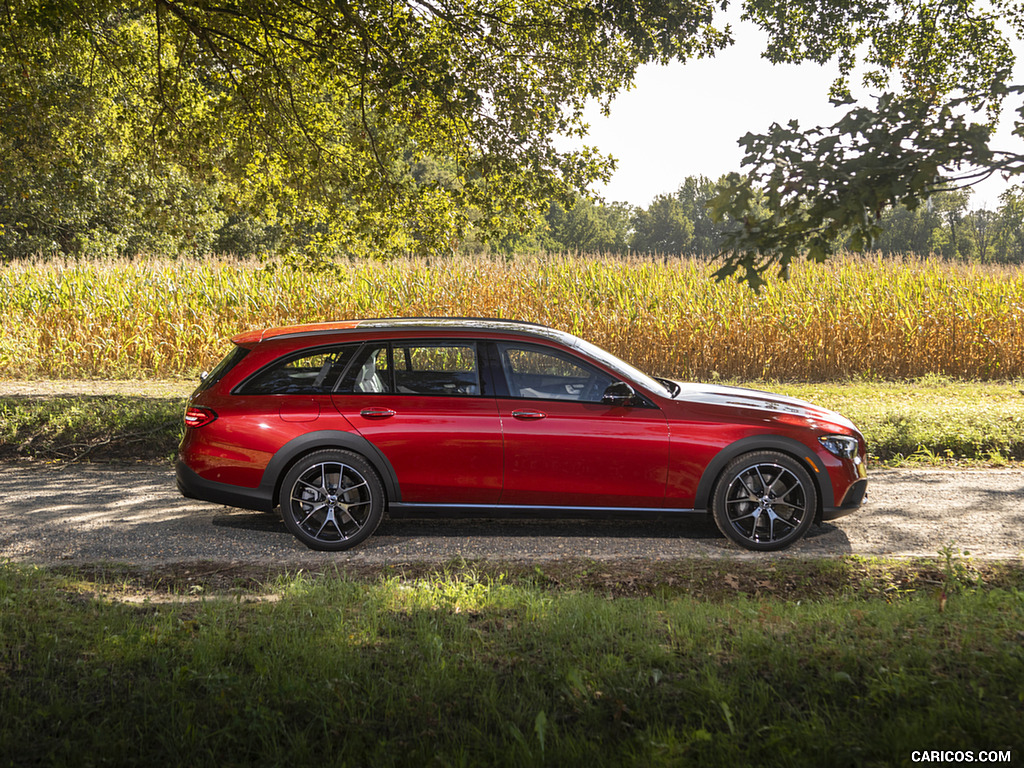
[1,465,1021,566]
[0,379,195,398]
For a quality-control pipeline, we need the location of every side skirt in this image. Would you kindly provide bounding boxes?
[387,502,700,520]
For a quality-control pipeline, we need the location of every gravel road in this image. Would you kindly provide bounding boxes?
[1,464,1021,565]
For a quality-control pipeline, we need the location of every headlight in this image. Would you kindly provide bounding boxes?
[819,435,859,459]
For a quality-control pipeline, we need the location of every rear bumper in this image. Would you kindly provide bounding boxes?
[175,459,275,513]
[822,478,868,521]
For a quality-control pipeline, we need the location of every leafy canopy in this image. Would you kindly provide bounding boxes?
[0,0,1021,270]
[2,0,728,257]
[710,0,1023,288]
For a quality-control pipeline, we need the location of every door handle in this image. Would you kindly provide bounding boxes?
[360,407,396,419]
[511,410,546,420]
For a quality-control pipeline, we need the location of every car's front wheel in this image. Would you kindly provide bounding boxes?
[711,451,816,551]
[280,449,385,551]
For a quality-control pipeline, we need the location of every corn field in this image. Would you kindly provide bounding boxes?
[1,254,1023,381]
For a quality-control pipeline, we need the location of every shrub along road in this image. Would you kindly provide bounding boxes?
[1,464,1021,565]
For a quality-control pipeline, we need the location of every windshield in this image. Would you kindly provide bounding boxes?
[571,338,673,399]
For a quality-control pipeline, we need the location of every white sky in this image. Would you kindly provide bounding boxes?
[576,14,1024,212]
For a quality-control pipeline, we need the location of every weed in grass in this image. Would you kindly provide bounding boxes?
[938,542,981,595]
[0,395,184,463]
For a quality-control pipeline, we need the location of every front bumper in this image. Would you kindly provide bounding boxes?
[822,478,868,521]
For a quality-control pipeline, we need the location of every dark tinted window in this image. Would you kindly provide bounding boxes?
[194,345,249,394]
[238,345,357,395]
[394,343,479,395]
[498,343,613,402]
[338,345,390,393]
[337,342,480,396]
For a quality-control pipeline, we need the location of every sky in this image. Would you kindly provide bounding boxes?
[575,13,1024,212]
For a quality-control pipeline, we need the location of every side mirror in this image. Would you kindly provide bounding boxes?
[601,381,636,407]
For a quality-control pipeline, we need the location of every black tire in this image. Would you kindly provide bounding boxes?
[279,449,385,551]
[711,451,816,551]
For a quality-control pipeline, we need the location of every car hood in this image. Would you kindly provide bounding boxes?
[665,382,860,433]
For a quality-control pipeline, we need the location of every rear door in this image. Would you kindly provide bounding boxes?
[331,340,503,504]
[492,342,670,508]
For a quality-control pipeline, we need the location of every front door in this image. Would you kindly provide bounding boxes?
[493,342,669,508]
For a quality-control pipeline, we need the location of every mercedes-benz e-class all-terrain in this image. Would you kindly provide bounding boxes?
[176,318,867,552]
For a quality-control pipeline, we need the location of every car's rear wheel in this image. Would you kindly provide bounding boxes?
[280,449,385,551]
[711,451,816,551]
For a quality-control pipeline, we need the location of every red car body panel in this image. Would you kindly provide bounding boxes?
[176,318,868,549]
[181,393,351,487]
[333,394,503,503]
[497,398,669,507]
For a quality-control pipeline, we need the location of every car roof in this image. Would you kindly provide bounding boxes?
[230,317,576,347]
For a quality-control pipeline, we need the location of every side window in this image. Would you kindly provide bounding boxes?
[338,345,390,394]
[194,345,249,395]
[336,342,481,396]
[499,344,614,402]
[237,346,356,395]
[394,343,479,395]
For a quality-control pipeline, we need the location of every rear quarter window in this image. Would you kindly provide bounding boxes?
[193,345,250,394]
[236,345,358,395]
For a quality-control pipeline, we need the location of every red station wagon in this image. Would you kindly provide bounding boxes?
[176,318,868,552]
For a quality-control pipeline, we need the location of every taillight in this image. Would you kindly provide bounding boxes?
[184,406,217,428]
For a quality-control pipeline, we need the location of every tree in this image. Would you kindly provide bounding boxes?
[543,197,632,254]
[874,203,943,256]
[0,14,230,256]
[632,175,760,255]
[675,176,724,255]
[966,207,998,261]
[929,190,975,259]
[2,1,1021,269]
[631,193,695,254]
[708,0,1023,287]
[0,0,728,258]
[992,185,1024,262]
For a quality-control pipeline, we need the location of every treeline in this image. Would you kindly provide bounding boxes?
[4,162,1023,261]
[529,178,1024,262]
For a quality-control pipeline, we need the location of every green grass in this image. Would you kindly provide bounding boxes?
[1,560,1021,767]
[2,378,1022,466]
[772,377,1024,465]
[0,395,184,463]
